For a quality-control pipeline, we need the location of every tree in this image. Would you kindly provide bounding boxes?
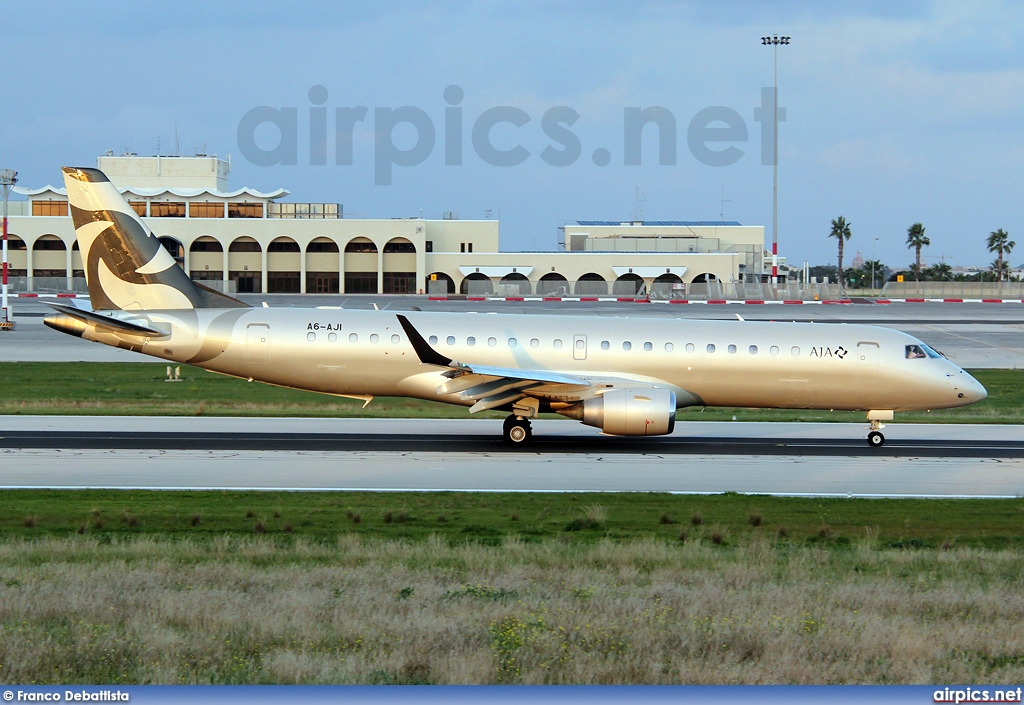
[861,259,888,289]
[990,258,1011,283]
[925,262,952,281]
[829,216,852,286]
[905,223,930,282]
[986,229,1015,283]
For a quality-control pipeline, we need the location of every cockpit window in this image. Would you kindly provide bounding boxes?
[905,344,927,359]
[920,344,943,359]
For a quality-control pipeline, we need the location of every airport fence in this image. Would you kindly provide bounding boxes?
[880,281,1024,299]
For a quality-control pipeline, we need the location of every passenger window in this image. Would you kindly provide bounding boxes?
[665,343,674,352]
[349,333,358,343]
[707,344,716,353]
[770,345,779,355]
[685,343,695,353]
[392,334,400,344]
[601,341,610,350]
[509,338,518,348]
[306,332,316,342]
[553,339,563,349]
[429,335,438,345]
[575,339,585,350]
[643,342,653,351]
[447,336,456,345]
[623,341,632,351]
[328,332,337,343]
[749,345,757,354]
[727,344,737,354]
[905,344,927,359]
[488,337,497,347]
[370,334,379,343]
[530,338,539,348]
[791,346,800,356]
[467,337,476,346]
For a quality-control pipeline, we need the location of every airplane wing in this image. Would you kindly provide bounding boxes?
[396,314,667,413]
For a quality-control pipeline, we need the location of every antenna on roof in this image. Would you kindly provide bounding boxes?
[633,186,645,223]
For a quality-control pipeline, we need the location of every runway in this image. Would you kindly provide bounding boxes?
[2,417,1023,497]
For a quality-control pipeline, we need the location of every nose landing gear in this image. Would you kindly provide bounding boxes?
[503,415,533,445]
[865,410,893,448]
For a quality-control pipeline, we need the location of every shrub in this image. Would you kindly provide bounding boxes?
[190,514,201,527]
[254,521,265,534]
[23,516,36,529]
[691,513,704,527]
[749,513,763,527]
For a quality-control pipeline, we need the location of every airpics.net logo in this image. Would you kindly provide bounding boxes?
[236,84,787,185]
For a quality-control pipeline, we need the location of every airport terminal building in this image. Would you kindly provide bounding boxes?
[5,154,770,297]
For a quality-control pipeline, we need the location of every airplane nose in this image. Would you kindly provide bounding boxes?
[957,372,987,404]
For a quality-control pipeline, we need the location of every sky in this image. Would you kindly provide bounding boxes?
[2,0,1022,269]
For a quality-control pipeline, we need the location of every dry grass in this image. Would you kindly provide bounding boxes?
[1,535,1024,684]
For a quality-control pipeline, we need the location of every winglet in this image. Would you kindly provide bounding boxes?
[396,314,453,367]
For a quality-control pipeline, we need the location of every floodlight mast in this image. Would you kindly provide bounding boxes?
[761,34,790,283]
[1,168,18,327]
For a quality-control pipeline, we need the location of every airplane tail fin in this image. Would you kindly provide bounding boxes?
[61,166,247,311]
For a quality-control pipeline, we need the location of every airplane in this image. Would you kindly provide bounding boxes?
[43,166,987,447]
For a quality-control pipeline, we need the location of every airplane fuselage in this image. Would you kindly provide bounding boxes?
[49,307,986,414]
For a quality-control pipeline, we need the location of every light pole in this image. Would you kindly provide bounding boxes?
[1,169,18,328]
[871,237,878,291]
[761,34,790,283]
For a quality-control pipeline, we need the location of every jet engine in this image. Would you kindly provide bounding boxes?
[556,388,676,436]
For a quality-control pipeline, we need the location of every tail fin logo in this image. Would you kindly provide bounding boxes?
[61,167,242,311]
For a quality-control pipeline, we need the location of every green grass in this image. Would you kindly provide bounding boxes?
[0,362,1019,422]
[3,490,1024,549]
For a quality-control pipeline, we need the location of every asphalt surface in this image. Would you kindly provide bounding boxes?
[3,429,1023,458]
[2,418,1022,497]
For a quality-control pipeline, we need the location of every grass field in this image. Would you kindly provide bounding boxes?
[0,362,1019,422]
[3,490,1024,548]
[2,534,1024,684]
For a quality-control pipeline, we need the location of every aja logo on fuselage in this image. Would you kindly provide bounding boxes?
[809,346,848,359]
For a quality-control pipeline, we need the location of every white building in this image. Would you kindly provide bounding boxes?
[4,153,772,297]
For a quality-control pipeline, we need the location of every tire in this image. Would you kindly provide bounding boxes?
[867,431,885,448]
[503,417,532,445]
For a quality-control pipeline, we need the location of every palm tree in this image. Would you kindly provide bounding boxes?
[986,229,1015,283]
[828,216,852,286]
[925,262,952,282]
[905,223,930,282]
[990,258,1011,283]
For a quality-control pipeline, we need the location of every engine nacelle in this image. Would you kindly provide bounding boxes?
[557,388,676,436]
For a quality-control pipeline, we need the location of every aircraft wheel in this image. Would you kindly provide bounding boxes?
[867,431,885,448]
[503,416,532,445]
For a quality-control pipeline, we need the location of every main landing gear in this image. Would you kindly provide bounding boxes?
[503,415,532,445]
